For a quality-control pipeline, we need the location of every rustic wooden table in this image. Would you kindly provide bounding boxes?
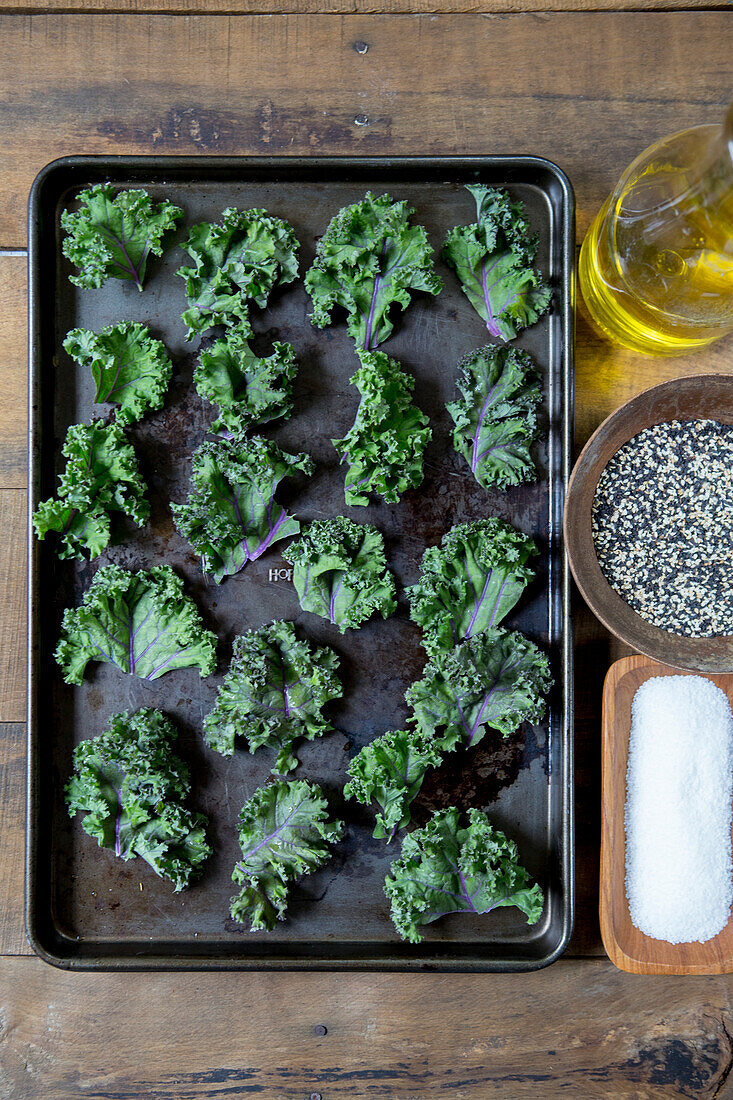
[1,4,732,1096]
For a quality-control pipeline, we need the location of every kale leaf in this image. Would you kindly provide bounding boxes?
[283,517,397,633]
[61,184,183,291]
[448,346,542,491]
[344,728,444,841]
[332,350,431,506]
[305,191,442,350]
[384,807,544,943]
[63,322,173,426]
[65,708,211,891]
[56,564,217,685]
[32,420,149,560]
[230,780,344,930]
[194,325,298,436]
[443,185,550,342]
[204,620,342,774]
[178,207,300,338]
[407,519,537,656]
[406,628,551,748]
[171,435,313,583]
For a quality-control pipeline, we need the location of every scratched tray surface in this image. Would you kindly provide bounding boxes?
[28,158,573,968]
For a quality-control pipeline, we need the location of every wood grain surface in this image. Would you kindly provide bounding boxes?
[0,0,721,12]
[0,255,27,488]
[0,725,30,956]
[4,10,733,1096]
[1,957,733,1098]
[601,656,733,975]
[0,13,731,248]
[0,492,27,724]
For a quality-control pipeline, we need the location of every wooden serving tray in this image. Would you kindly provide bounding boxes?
[600,654,733,975]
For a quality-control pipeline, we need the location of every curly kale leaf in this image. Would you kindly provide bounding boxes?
[332,350,431,506]
[448,346,542,491]
[204,620,342,774]
[65,708,211,891]
[384,807,544,943]
[56,564,217,685]
[230,780,344,930]
[194,325,298,435]
[406,628,551,749]
[61,184,182,291]
[305,191,442,350]
[344,728,444,842]
[63,322,173,426]
[172,436,313,583]
[443,185,550,342]
[32,421,149,560]
[283,517,397,633]
[407,519,537,656]
[178,207,300,338]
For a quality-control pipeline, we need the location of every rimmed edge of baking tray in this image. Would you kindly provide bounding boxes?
[27,155,575,971]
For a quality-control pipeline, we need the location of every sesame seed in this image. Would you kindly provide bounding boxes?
[591,419,733,637]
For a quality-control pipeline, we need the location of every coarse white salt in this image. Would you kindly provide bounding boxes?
[625,674,733,945]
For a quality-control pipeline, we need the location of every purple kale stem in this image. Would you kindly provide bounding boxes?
[238,801,305,863]
[113,784,124,856]
[464,570,493,639]
[96,221,144,291]
[249,510,289,563]
[101,350,140,402]
[144,649,182,680]
[480,256,503,339]
[60,506,79,538]
[328,578,344,624]
[364,237,390,350]
[278,654,291,719]
[127,604,155,649]
[458,868,478,912]
[487,574,511,630]
[132,626,167,669]
[469,372,504,473]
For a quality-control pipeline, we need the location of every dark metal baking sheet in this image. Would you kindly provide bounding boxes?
[27,156,574,970]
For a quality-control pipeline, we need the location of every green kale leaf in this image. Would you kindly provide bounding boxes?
[61,184,183,291]
[32,420,149,560]
[65,708,211,891]
[194,325,298,435]
[283,517,397,633]
[63,322,173,426]
[406,628,552,748]
[230,779,344,930]
[171,435,313,583]
[407,519,537,656]
[332,350,431,506]
[178,207,300,338]
[56,564,217,685]
[305,191,442,350]
[448,346,542,491]
[204,620,342,774]
[344,728,444,841]
[384,807,544,943]
[443,185,550,342]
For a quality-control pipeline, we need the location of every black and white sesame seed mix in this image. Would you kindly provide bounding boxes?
[591,419,733,637]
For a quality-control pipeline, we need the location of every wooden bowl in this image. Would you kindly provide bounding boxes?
[601,655,733,974]
[564,374,733,673]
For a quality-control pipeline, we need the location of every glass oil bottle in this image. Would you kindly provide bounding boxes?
[580,101,733,356]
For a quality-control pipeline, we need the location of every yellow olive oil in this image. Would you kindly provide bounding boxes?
[580,105,733,356]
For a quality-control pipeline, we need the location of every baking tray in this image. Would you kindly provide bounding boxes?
[27,155,574,970]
